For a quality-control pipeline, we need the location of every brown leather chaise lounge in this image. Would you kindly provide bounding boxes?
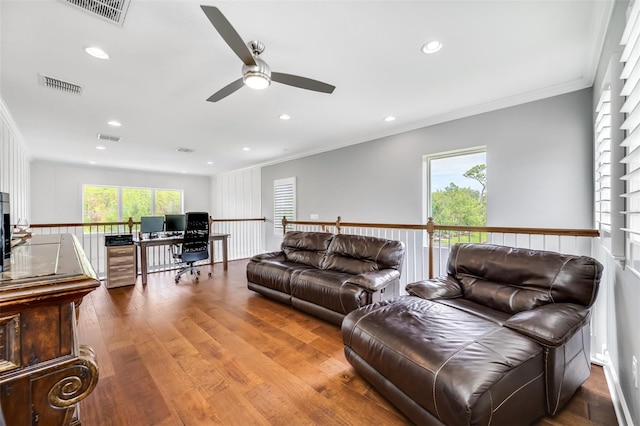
[342,243,603,425]
[247,231,405,325]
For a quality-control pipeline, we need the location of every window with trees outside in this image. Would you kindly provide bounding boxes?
[424,147,487,232]
[83,185,183,225]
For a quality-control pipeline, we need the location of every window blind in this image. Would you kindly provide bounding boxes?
[273,177,296,236]
[621,0,640,245]
[596,87,612,237]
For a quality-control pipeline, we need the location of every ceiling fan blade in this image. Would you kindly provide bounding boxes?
[200,6,256,66]
[271,72,335,94]
[207,78,245,102]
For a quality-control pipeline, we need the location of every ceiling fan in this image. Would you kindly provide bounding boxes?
[201,5,336,102]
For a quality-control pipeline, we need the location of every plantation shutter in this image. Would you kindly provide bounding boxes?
[273,177,296,236]
[595,87,612,239]
[621,0,640,246]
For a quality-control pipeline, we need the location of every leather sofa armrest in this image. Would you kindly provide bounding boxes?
[250,251,285,262]
[347,269,400,291]
[405,276,462,300]
[504,303,590,348]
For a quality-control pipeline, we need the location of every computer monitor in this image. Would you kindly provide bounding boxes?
[165,214,186,233]
[140,216,164,236]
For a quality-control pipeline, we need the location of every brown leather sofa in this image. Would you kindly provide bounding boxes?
[247,231,405,325]
[342,243,603,425]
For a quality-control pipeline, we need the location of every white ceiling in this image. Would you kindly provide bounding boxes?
[1,0,613,176]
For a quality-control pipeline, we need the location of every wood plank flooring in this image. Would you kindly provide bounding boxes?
[77,259,618,425]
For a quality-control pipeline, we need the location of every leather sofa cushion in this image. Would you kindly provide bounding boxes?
[458,275,553,314]
[291,269,366,314]
[504,303,591,347]
[323,234,404,274]
[246,258,312,294]
[282,231,333,268]
[449,243,603,312]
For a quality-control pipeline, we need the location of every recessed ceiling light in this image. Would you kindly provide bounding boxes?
[207,161,214,165]
[384,116,396,122]
[88,161,96,165]
[280,114,290,120]
[421,40,443,54]
[96,146,106,150]
[243,147,251,151]
[85,46,110,60]
[107,120,121,127]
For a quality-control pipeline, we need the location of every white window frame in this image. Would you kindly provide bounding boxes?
[620,0,640,272]
[422,146,487,227]
[273,177,296,236]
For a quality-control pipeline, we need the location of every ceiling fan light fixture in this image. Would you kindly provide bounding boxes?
[244,73,271,90]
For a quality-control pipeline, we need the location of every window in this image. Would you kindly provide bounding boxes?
[274,177,296,236]
[621,1,640,270]
[83,185,182,223]
[423,147,486,226]
[595,86,612,246]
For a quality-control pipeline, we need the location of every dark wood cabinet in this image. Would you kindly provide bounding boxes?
[0,234,100,425]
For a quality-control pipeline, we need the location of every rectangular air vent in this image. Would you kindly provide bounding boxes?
[97,133,121,142]
[175,147,195,153]
[62,0,131,26]
[38,74,83,95]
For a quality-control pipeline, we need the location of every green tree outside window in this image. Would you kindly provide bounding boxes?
[428,150,486,227]
[122,188,152,221]
[155,190,182,216]
[83,186,118,222]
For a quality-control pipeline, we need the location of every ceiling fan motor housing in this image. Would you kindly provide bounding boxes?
[242,56,271,88]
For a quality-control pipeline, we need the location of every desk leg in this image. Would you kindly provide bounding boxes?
[223,236,228,270]
[209,241,214,267]
[140,245,148,285]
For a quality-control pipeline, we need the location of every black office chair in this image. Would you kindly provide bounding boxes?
[172,212,211,283]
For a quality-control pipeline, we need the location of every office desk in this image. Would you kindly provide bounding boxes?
[135,233,229,285]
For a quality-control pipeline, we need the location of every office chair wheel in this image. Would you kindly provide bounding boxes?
[208,272,212,278]
[174,278,179,284]
[197,270,201,275]
[195,277,199,283]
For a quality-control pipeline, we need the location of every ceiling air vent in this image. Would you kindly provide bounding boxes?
[61,0,131,26]
[175,147,195,153]
[97,133,121,142]
[38,74,83,95]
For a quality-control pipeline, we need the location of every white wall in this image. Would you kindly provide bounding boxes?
[30,160,211,223]
[262,89,593,250]
[0,96,30,223]
[210,167,261,219]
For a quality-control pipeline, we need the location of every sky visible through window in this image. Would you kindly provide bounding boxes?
[431,152,486,191]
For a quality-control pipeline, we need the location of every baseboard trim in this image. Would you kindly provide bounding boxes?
[602,352,635,426]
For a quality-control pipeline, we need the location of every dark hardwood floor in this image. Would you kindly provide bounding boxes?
[77,259,618,425]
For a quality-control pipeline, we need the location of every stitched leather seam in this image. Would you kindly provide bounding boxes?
[374,241,388,266]
[432,327,503,421]
[488,391,494,426]
[338,280,348,313]
[492,372,544,413]
[551,345,567,414]
[544,347,551,413]
[347,305,386,345]
[547,257,572,303]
